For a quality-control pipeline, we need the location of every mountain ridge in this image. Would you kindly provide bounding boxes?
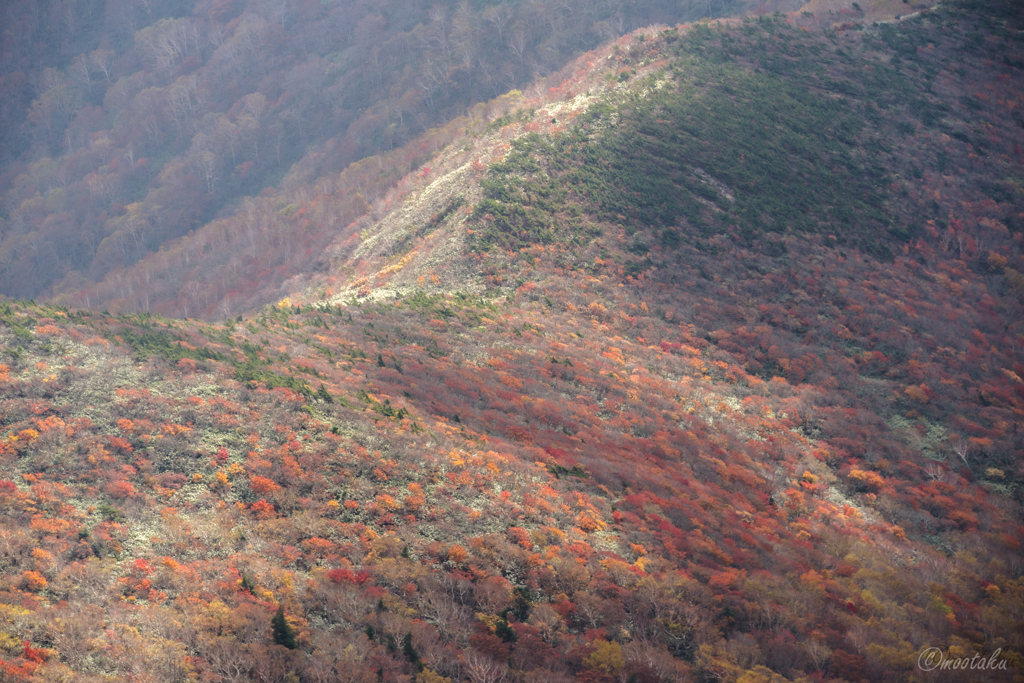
[1,0,796,312]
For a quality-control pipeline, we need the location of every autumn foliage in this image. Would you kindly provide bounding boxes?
[0,2,1022,682]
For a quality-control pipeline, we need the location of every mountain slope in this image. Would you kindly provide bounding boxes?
[0,1,1022,682]
[295,0,1022,301]
[0,0,786,309]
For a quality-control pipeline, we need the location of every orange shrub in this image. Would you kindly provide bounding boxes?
[847,469,884,492]
[30,515,70,534]
[575,511,605,533]
[22,571,47,592]
[447,544,468,564]
[104,480,136,499]
[250,500,276,519]
[508,527,533,550]
[250,475,282,494]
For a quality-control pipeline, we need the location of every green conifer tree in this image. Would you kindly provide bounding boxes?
[271,604,298,649]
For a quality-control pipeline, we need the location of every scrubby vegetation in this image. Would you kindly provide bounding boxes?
[467,8,1020,266]
[0,0,1022,682]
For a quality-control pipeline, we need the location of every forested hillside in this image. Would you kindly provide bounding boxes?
[0,0,1023,682]
[0,0,774,308]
